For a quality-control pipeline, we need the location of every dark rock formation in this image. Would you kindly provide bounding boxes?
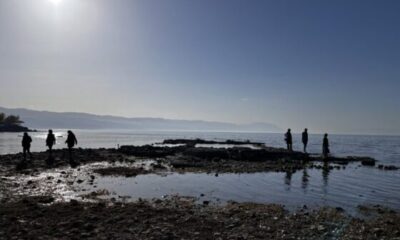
[0,124,34,132]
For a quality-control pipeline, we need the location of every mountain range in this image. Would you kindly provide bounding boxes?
[0,107,281,132]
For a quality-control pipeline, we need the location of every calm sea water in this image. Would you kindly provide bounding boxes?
[1,130,399,211]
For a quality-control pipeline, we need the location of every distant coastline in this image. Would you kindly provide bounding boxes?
[0,124,35,133]
[0,106,281,132]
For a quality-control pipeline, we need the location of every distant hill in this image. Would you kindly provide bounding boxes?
[0,107,281,132]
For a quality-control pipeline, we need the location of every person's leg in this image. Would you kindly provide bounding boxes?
[68,147,74,163]
[23,148,27,161]
[28,147,32,159]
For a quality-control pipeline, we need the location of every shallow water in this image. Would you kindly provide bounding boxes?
[77,163,399,213]
[1,130,399,212]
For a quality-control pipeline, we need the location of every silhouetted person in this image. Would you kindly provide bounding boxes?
[22,132,33,161]
[322,133,330,159]
[46,129,56,157]
[302,128,308,153]
[65,130,78,164]
[285,129,292,151]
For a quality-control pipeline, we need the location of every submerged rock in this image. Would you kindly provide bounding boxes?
[93,167,151,177]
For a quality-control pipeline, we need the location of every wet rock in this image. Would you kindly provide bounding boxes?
[384,165,399,170]
[93,167,151,177]
[360,157,376,166]
[37,196,55,204]
[335,207,344,212]
[70,199,79,206]
[2,198,391,239]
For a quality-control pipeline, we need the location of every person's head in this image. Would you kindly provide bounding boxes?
[305,128,308,132]
[48,129,53,134]
[324,133,328,137]
[24,132,28,136]
[288,128,291,132]
[67,130,72,135]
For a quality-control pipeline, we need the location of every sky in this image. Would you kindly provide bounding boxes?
[0,0,399,135]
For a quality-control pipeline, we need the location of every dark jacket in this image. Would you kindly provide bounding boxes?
[323,137,329,153]
[302,132,308,144]
[66,133,78,148]
[22,135,32,148]
[323,137,329,148]
[46,133,56,147]
[285,132,292,144]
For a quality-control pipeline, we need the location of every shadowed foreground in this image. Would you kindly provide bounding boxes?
[0,196,399,240]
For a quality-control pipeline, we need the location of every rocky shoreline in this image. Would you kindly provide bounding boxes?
[0,196,399,240]
[0,139,399,239]
[0,125,35,132]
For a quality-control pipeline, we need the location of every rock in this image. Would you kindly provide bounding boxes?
[384,165,399,170]
[361,158,376,166]
[335,207,344,212]
[317,225,325,231]
[37,196,55,204]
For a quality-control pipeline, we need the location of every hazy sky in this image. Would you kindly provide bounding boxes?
[0,0,399,134]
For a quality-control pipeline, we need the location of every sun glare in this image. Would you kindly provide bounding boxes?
[49,0,62,5]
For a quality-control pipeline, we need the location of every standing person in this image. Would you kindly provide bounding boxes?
[322,133,330,159]
[22,132,33,161]
[65,130,78,164]
[46,129,56,158]
[285,129,293,151]
[302,128,308,153]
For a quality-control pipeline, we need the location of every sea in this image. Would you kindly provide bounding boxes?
[1,130,399,212]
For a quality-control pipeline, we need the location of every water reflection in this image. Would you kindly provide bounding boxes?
[7,161,400,212]
[322,162,331,194]
[302,168,309,192]
[284,170,293,190]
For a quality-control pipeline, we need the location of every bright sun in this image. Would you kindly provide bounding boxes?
[49,0,62,5]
